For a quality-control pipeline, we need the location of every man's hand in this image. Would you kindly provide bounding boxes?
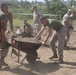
[34,38,40,43]
[34,36,39,40]
[34,37,37,40]
[42,41,45,45]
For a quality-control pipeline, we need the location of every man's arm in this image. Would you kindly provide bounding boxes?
[1,20,6,45]
[8,12,13,31]
[63,16,73,27]
[64,20,71,26]
[42,27,53,44]
[34,26,45,40]
[39,11,43,17]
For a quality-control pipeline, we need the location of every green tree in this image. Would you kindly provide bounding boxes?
[51,0,62,2]
[44,0,50,13]
[44,0,67,18]
[69,0,76,7]
[20,1,31,9]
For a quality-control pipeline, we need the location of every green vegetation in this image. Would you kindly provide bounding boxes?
[11,17,33,28]
[7,0,76,28]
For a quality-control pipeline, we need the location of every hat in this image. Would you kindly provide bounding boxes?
[68,9,73,13]
[31,5,37,9]
[68,9,73,17]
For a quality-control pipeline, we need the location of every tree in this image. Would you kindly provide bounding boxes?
[44,0,50,13]
[44,0,68,19]
[69,0,76,7]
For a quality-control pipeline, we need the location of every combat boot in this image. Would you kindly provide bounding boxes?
[49,53,58,59]
[59,58,64,63]
[64,44,70,49]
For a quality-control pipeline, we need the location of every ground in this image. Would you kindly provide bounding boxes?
[0,26,76,75]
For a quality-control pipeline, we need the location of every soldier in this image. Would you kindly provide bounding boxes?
[31,5,43,39]
[35,16,67,63]
[62,9,74,48]
[23,19,33,36]
[0,3,13,68]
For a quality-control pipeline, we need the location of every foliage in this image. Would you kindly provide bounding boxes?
[7,0,76,28]
[69,0,76,7]
[38,6,47,14]
[19,1,32,10]
[71,8,76,20]
[44,1,68,19]
[10,18,33,28]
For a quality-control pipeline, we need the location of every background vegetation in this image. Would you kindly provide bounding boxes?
[6,0,76,28]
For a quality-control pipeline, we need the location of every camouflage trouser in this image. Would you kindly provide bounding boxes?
[0,48,8,57]
[0,32,9,58]
[34,24,42,36]
[65,26,71,45]
[0,38,9,58]
[50,26,67,59]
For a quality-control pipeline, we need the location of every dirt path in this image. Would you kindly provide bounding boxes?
[0,30,76,75]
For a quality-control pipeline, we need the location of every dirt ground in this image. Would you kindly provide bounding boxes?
[0,26,76,75]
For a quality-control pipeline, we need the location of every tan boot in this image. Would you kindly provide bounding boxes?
[49,53,58,59]
[59,58,64,63]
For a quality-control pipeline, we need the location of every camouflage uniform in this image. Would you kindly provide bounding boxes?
[23,23,33,36]
[0,11,8,58]
[49,20,67,60]
[33,9,43,36]
[0,3,13,67]
[5,12,13,30]
[62,13,73,46]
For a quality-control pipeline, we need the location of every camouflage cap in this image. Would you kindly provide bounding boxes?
[68,9,73,13]
[31,5,37,9]
[68,9,73,17]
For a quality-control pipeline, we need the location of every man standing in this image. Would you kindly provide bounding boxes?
[31,5,43,38]
[62,9,73,48]
[0,3,13,68]
[35,16,67,63]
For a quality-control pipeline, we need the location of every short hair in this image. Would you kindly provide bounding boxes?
[24,19,27,23]
[1,3,8,8]
[24,19,27,21]
[39,16,47,21]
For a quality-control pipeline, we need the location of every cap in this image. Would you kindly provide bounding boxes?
[68,9,73,13]
[31,5,37,9]
[68,9,73,17]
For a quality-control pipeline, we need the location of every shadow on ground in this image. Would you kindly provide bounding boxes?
[0,61,60,75]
